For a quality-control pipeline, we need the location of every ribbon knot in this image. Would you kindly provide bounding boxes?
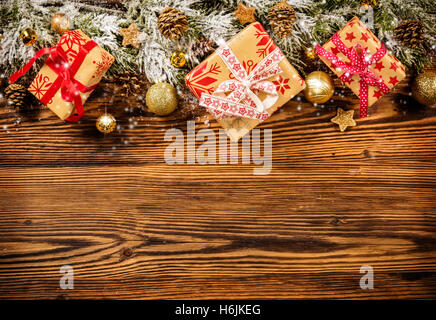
[316,34,390,117]
[199,44,285,121]
[9,38,98,121]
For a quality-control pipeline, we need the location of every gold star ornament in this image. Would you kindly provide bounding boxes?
[233,2,256,25]
[331,108,356,132]
[119,23,140,48]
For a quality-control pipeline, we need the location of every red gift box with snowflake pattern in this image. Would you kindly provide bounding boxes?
[185,22,305,142]
[28,30,114,120]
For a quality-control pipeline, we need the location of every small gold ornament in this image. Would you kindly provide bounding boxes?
[96,113,117,134]
[305,47,317,60]
[145,82,178,116]
[51,13,71,34]
[170,50,187,68]
[361,0,377,8]
[331,108,356,132]
[119,23,141,48]
[20,28,37,46]
[412,70,436,106]
[233,2,256,25]
[303,71,334,104]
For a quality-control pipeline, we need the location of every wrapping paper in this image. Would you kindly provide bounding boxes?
[185,22,305,141]
[317,17,406,116]
[28,30,114,120]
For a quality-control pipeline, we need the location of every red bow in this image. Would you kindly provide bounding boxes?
[316,34,390,117]
[9,40,98,121]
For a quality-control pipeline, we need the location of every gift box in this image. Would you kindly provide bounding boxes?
[185,22,305,141]
[10,30,114,121]
[316,17,406,118]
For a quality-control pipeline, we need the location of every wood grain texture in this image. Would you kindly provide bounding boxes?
[0,68,435,299]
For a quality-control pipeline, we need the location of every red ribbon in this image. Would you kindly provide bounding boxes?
[316,34,390,117]
[9,40,98,121]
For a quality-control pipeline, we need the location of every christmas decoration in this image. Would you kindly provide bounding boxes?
[1,1,435,88]
[119,23,141,48]
[9,29,114,121]
[186,22,305,142]
[51,13,71,34]
[303,71,334,104]
[360,0,377,8]
[331,108,356,132]
[96,113,117,134]
[115,71,145,98]
[316,17,406,118]
[4,83,28,109]
[190,37,215,60]
[412,70,436,106]
[394,20,425,49]
[146,82,178,115]
[233,2,256,25]
[157,8,188,40]
[20,28,37,46]
[268,0,296,39]
[305,47,317,60]
[170,50,187,68]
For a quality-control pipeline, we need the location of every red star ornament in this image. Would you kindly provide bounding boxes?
[345,32,356,42]
[373,90,384,99]
[374,61,384,72]
[390,62,399,72]
[360,32,369,42]
[388,76,399,86]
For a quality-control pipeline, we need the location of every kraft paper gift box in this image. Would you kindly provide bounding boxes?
[185,22,306,142]
[11,29,114,121]
[316,17,406,118]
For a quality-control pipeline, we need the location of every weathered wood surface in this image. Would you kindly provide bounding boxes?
[0,70,435,299]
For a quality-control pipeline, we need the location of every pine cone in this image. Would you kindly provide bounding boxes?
[268,0,296,39]
[4,83,28,109]
[394,20,425,49]
[190,37,215,60]
[158,8,188,40]
[114,71,146,98]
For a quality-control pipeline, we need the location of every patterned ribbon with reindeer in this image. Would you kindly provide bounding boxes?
[199,43,285,122]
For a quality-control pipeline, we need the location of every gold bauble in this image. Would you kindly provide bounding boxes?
[96,113,117,134]
[20,28,37,46]
[303,71,335,104]
[412,70,436,106]
[51,13,71,34]
[145,82,178,116]
[170,50,187,68]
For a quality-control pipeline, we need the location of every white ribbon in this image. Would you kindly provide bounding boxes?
[199,44,285,121]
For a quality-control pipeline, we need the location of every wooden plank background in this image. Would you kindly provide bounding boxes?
[0,68,435,299]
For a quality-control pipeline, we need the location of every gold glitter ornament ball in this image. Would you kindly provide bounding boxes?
[20,28,37,46]
[303,71,335,104]
[96,113,117,134]
[145,82,178,116]
[170,50,186,68]
[51,13,71,34]
[412,70,436,106]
